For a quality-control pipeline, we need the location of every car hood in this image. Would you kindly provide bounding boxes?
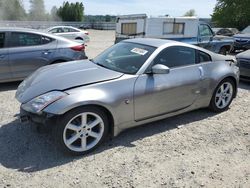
[16,60,123,103]
[236,50,250,59]
[234,33,250,39]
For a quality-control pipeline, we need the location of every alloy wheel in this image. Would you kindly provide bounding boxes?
[215,82,233,109]
[63,112,104,152]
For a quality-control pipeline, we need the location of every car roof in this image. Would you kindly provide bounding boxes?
[0,27,54,37]
[123,38,180,48]
[0,27,79,43]
[47,26,80,30]
[0,27,37,32]
[123,38,210,51]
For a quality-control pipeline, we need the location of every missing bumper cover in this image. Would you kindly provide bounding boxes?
[20,115,30,123]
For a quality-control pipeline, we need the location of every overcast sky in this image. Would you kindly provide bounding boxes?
[22,0,217,18]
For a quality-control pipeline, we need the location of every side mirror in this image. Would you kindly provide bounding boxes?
[151,64,170,74]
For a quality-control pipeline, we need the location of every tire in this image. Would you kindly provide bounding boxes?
[219,47,227,55]
[209,78,236,112]
[55,106,109,155]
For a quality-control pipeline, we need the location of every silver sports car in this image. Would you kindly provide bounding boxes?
[16,38,239,155]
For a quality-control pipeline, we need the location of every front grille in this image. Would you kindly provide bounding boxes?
[236,40,249,43]
[239,60,250,69]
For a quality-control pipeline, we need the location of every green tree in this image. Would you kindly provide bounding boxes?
[29,0,47,21]
[105,15,111,22]
[212,0,250,30]
[0,0,26,20]
[183,9,196,17]
[57,1,84,21]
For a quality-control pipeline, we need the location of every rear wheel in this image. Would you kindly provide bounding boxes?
[209,78,235,112]
[55,107,109,155]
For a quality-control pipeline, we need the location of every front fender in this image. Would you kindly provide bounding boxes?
[44,87,116,112]
[43,76,137,126]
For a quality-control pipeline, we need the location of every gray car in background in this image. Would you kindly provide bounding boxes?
[46,26,90,43]
[16,38,239,155]
[236,50,250,80]
[0,27,87,83]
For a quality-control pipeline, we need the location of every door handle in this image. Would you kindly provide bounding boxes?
[198,66,205,80]
[42,51,52,55]
[0,55,5,59]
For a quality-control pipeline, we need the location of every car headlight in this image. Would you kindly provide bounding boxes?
[22,91,68,114]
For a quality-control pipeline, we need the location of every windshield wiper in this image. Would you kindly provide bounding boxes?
[93,61,109,69]
[89,59,95,63]
[96,63,107,68]
[89,59,108,69]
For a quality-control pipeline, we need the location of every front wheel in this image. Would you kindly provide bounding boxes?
[209,78,235,112]
[55,107,109,155]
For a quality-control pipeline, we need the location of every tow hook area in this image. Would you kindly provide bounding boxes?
[20,115,30,123]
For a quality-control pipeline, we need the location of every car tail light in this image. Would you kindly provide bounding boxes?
[71,45,85,51]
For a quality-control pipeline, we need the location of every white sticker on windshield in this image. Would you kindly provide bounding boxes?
[131,48,148,55]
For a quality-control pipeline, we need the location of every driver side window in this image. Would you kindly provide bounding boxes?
[199,24,213,37]
[153,46,196,68]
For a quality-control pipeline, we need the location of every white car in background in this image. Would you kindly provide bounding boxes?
[47,26,90,43]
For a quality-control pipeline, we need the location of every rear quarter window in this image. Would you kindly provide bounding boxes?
[69,28,79,32]
[198,50,212,63]
[42,36,54,44]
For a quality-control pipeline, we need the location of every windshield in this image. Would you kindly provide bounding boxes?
[241,26,250,34]
[93,42,156,74]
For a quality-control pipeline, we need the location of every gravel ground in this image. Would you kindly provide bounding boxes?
[0,30,250,188]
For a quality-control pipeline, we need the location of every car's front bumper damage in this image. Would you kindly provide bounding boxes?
[19,107,57,126]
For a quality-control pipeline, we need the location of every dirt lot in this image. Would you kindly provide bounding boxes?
[0,30,250,188]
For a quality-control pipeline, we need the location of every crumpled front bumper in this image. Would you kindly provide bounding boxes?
[19,107,57,126]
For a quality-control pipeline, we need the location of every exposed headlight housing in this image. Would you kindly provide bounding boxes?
[22,91,68,114]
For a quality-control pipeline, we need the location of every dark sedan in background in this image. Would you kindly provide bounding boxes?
[0,27,87,83]
[212,28,238,37]
[236,50,250,80]
[233,26,250,51]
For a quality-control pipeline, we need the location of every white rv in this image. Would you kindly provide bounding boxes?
[115,14,234,54]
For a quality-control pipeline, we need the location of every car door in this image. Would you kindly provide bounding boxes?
[198,24,214,51]
[8,32,56,79]
[0,32,11,82]
[134,46,202,121]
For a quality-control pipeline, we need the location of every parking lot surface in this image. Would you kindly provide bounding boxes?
[0,30,250,188]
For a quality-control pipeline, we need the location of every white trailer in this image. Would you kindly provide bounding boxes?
[115,14,234,54]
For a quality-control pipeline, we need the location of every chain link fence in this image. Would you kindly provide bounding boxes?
[0,21,116,30]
